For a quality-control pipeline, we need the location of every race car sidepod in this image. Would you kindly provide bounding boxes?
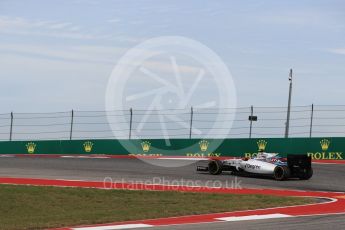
[196,154,313,181]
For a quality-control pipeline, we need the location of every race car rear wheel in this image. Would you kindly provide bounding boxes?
[208,160,223,175]
[298,168,313,180]
[273,166,290,181]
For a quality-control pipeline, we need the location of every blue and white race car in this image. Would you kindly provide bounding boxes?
[197,152,313,180]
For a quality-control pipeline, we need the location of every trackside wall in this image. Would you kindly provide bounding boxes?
[0,138,343,160]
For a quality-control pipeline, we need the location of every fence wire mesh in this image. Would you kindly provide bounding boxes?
[1,105,345,141]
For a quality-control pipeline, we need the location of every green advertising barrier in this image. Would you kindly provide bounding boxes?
[0,137,343,160]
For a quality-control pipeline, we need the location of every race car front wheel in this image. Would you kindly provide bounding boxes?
[273,166,290,181]
[208,160,223,175]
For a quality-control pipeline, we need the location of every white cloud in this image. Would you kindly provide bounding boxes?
[107,18,121,23]
[47,22,73,30]
[327,48,345,55]
[0,16,146,42]
[0,52,110,112]
[0,42,202,75]
[255,9,343,29]
[0,43,127,65]
[0,16,106,40]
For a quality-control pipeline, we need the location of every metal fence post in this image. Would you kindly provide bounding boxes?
[309,104,314,138]
[9,112,13,141]
[285,69,293,138]
[129,108,133,139]
[69,110,74,140]
[189,107,193,139]
[249,106,253,138]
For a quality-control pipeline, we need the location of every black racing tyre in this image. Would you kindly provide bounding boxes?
[273,166,291,181]
[299,168,313,180]
[208,160,223,175]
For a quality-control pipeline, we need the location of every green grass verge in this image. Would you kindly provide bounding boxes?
[0,184,314,230]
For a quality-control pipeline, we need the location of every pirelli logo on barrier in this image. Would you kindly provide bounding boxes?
[307,139,343,160]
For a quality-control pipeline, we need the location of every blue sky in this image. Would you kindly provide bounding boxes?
[0,0,344,112]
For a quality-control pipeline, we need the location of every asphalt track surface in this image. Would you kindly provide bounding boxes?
[0,157,344,192]
[151,214,345,230]
[1,157,344,229]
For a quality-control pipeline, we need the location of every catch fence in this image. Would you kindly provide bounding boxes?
[0,105,344,141]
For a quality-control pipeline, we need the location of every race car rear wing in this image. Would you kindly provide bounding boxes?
[287,154,311,168]
[287,154,312,176]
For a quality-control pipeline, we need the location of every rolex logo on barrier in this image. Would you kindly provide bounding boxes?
[186,139,220,157]
[26,142,36,154]
[257,140,267,151]
[308,138,343,160]
[141,141,151,153]
[199,140,209,152]
[83,141,93,153]
[320,139,330,151]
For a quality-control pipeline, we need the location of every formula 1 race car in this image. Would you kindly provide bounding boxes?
[196,152,313,181]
